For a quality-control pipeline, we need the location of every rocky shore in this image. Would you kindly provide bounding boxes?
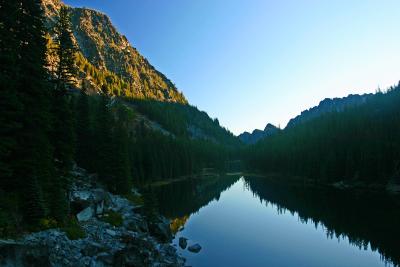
[0,166,185,267]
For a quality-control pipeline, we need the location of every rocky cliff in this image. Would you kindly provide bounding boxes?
[41,0,187,103]
[286,93,373,128]
[239,123,280,144]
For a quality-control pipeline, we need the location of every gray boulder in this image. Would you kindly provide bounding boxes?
[77,206,95,222]
[188,243,201,253]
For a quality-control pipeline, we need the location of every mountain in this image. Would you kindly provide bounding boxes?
[239,123,280,144]
[40,0,240,148]
[41,0,186,103]
[286,93,373,128]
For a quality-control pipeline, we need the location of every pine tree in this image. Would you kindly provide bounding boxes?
[51,5,77,171]
[75,82,93,170]
[54,6,77,90]
[94,95,114,186]
[112,106,131,194]
[13,0,54,223]
[0,0,22,189]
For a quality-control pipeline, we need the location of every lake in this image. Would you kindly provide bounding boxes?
[153,176,400,267]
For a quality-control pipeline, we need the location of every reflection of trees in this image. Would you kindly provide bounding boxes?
[170,215,190,234]
[154,176,240,219]
[245,177,400,266]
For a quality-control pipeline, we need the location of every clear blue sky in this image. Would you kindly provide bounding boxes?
[64,0,400,135]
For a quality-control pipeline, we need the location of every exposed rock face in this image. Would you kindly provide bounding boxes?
[239,123,280,144]
[0,167,185,267]
[286,94,373,128]
[41,0,187,103]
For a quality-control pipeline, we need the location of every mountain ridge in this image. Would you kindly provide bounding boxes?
[240,92,374,143]
[41,0,187,103]
[286,93,373,128]
[238,123,280,144]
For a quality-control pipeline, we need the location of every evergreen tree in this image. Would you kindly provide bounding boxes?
[75,82,93,170]
[13,0,54,223]
[51,5,77,171]
[94,96,114,186]
[0,0,22,189]
[111,106,131,194]
[54,6,77,89]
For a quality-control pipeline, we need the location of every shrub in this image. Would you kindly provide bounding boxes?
[100,211,123,227]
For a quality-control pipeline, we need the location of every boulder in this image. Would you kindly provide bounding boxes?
[178,237,187,249]
[188,243,201,253]
[124,215,148,233]
[77,206,95,222]
[95,201,104,215]
[149,221,172,243]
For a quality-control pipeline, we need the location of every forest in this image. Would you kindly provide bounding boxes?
[244,85,400,185]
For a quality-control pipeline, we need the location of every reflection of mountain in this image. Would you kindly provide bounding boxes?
[154,176,240,219]
[244,177,400,266]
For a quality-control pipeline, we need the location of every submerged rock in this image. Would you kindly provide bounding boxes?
[188,243,202,253]
[178,237,188,249]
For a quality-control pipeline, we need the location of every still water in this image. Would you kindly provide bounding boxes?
[154,176,400,267]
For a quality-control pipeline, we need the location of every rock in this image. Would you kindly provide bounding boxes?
[77,206,94,222]
[95,200,104,215]
[96,252,113,265]
[124,215,148,233]
[178,237,187,249]
[81,241,103,256]
[0,164,186,266]
[188,244,201,253]
[105,229,117,237]
[150,221,173,243]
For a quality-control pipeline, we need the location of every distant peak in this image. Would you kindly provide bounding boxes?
[239,123,280,144]
[264,123,278,131]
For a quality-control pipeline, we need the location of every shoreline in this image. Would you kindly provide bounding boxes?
[0,166,186,267]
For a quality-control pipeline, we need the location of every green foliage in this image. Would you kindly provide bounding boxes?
[111,105,132,194]
[75,84,94,170]
[244,84,400,185]
[124,192,144,206]
[51,5,76,172]
[0,193,21,238]
[100,211,123,227]
[132,99,240,147]
[39,218,58,230]
[54,6,77,88]
[62,217,86,240]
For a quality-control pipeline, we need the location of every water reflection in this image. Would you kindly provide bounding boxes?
[153,176,400,267]
[153,175,239,219]
[244,177,400,266]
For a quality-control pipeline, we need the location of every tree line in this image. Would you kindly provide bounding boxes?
[244,85,400,184]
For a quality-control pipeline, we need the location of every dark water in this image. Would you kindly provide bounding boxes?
[154,176,400,267]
